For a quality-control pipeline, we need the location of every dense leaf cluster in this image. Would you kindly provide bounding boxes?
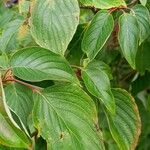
[0,0,150,149]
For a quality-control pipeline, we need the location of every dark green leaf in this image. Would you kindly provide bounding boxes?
[10,47,79,84]
[33,84,105,150]
[106,88,141,150]
[132,4,150,44]
[82,10,114,60]
[0,77,31,148]
[82,60,115,114]
[118,13,140,68]
[5,83,33,128]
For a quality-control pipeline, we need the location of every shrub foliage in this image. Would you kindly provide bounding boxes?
[0,0,150,149]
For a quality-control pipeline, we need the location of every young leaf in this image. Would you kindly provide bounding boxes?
[82,10,114,61]
[10,47,79,84]
[132,4,150,44]
[118,13,140,69]
[4,83,33,128]
[33,84,105,150]
[82,60,115,114]
[0,77,31,148]
[106,89,141,150]
[30,0,79,55]
[79,0,126,9]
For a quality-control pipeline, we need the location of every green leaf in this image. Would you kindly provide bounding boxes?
[140,0,147,6]
[0,11,14,29]
[106,88,141,150]
[10,47,79,84]
[136,41,150,73]
[33,84,105,150]
[132,4,150,44]
[0,77,31,148]
[89,60,113,80]
[82,60,115,114]
[30,0,80,55]
[0,19,23,53]
[118,13,140,69]
[82,10,114,60]
[79,0,126,9]
[4,83,33,128]
[0,54,9,69]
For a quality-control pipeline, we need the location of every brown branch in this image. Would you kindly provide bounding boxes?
[3,72,42,92]
[109,6,128,13]
[80,2,136,14]
[9,79,41,92]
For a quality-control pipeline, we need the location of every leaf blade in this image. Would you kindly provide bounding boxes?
[0,19,23,53]
[10,47,79,84]
[0,77,31,148]
[4,83,34,128]
[33,84,105,150]
[82,60,115,114]
[106,88,141,150]
[30,0,80,55]
[118,13,140,68]
[82,10,114,60]
[132,4,150,44]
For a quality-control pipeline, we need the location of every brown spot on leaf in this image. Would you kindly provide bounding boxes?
[94,123,101,132]
[59,132,64,140]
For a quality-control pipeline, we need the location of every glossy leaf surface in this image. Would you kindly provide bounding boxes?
[10,47,79,84]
